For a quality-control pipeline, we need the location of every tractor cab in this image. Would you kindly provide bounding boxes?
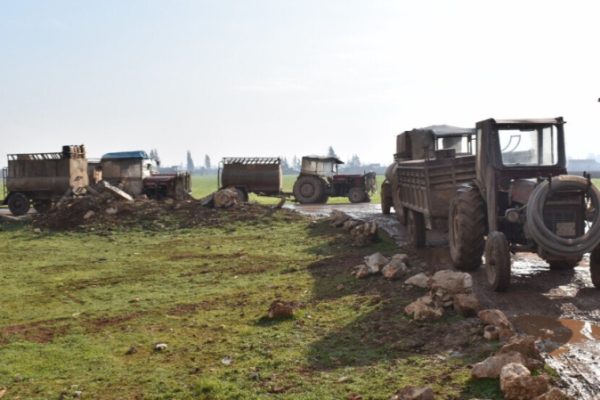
[300,156,344,179]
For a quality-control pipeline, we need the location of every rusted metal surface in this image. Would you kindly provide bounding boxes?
[220,157,282,195]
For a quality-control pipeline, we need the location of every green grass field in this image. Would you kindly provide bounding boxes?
[0,209,501,399]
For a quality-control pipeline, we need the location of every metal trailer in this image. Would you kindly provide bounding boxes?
[218,157,283,201]
[2,145,89,215]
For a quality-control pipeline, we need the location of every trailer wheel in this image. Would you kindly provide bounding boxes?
[348,188,367,203]
[8,192,30,216]
[293,176,325,204]
[393,188,405,225]
[448,186,486,271]
[485,231,511,292]
[590,246,600,289]
[408,210,426,248]
[381,183,391,214]
[33,200,52,214]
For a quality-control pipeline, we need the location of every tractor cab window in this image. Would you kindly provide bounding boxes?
[436,135,474,155]
[499,126,558,166]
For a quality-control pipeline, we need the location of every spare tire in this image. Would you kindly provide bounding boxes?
[526,175,600,257]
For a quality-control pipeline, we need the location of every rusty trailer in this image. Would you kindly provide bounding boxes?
[219,157,284,201]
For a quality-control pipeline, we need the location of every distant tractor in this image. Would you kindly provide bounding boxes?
[293,156,376,204]
[448,117,600,291]
[98,151,191,199]
[2,145,88,215]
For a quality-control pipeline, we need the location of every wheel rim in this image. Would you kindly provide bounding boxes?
[300,183,314,197]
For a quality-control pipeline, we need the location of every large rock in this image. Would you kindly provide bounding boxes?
[404,273,430,289]
[354,264,371,279]
[478,309,513,330]
[213,188,240,208]
[483,325,500,341]
[453,293,480,317]
[364,252,389,274]
[351,222,378,246]
[498,335,543,361]
[404,296,443,321]
[382,259,408,280]
[500,363,549,400]
[430,270,472,294]
[534,388,574,400]
[471,351,526,379]
[390,386,434,400]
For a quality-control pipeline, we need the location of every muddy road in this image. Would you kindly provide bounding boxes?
[290,202,600,399]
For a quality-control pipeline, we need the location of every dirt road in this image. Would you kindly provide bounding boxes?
[290,202,600,399]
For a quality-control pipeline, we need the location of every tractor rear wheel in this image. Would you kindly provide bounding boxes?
[407,209,426,248]
[317,193,329,204]
[590,246,600,289]
[8,192,30,216]
[485,231,512,292]
[33,200,52,214]
[293,176,325,204]
[348,187,367,203]
[448,186,486,271]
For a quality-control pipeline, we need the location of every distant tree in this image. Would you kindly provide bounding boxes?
[149,149,161,166]
[204,154,211,169]
[186,150,195,172]
[292,155,300,171]
[347,154,361,168]
[327,146,338,158]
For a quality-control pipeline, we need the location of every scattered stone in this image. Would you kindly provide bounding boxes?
[471,351,526,379]
[267,300,294,319]
[483,325,500,341]
[221,356,233,366]
[391,253,409,263]
[382,259,408,280]
[73,390,82,398]
[105,207,118,215]
[342,219,361,231]
[390,386,434,400]
[354,264,370,279]
[500,363,549,400]
[83,210,95,220]
[329,210,351,227]
[404,273,430,288]
[336,284,345,291]
[351,222,378,246]
[213,188,240,208]
[430,270,472,294]
[125,346,138,355]
[154,343,168,352]
[453,293,480,317]
[534,388,574,400]
[498,335,542,361]
[337,376,352,383]
[33,228,42,234]
[364,252,389,274]
[404,295,443,321]
[478,309,514,330]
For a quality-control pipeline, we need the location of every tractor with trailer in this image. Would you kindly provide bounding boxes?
[2,145,89,216]
[293,156,376,204]
[448,117,600,291]
[380,126,477,247]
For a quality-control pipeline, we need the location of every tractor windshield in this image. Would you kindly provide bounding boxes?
[499,125,558,166]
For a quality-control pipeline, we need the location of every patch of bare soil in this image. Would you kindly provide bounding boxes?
[0,319,71,344]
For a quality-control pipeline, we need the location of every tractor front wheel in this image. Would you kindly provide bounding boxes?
[348,187,367,203]
[448,186,486,271]
[8,192,30,216]
[485,231,511,292]
[293,176,325,204]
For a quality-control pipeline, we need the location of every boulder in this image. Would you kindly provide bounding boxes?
[534,388,574,400]
[483,325,500,341]
[351,222,378,246]
[354,264,371,279]
[498,335,543,361]
[390,386,434,400]
[404,296,443,321]
[364,252,389,274]
[213,188,240,208]
[478,309,514,330]
[471,351,526,379]
[382,260,408,280]
[404,273,430,289]
[430,270,472,294]
[342,219,361,231]
[500,363,549,400]
[267,300,294,319]
[391,253,409,263]
[453,293,480,317]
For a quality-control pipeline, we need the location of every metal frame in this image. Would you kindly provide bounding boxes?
[222,157,281,165]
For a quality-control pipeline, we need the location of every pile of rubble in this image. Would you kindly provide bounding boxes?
[351,252,411,281]
[328,210,378,246]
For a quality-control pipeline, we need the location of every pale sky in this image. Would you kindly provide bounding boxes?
[1,0,600,167]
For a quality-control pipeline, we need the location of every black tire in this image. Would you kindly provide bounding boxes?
[392,187,405,225]
[293,176,325,204]
[317,193,329,204]
[381,183,391,214]
[590,246,600,289]
[408,209,426,248]
[485,231,512,292]
[33,200,52,214]
[448,186,486,271]
[8,192,30,216]
[348,187,366,203]
[547,257,581,270]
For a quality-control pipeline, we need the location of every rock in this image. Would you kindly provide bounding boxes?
[354,264,370,279]
[221,356,233,365]
[471,351,526,379]
[364,252,389,274]
[390,386,434,400]
[534,388,574,400]
[382,260,408,280]
[342,219,361,231]
[453,293,480,317]
[430,270,472,294]
[154,343,168,352]
[125,346,138,355]
[404,273,430,288]
[478,309,514,330]
[351,222,378,246]
[404,296,443,321]
[267,300,294,319]
[500,363,549,400]
[483,325,500,341]
[213,188,240,208]
[73,390,82,398]
[83,210,95,220]
[33,228,42,234]
[105,207,118,215]
[391,253,409,263]
[330,210,351,227]
[498,335,542,361]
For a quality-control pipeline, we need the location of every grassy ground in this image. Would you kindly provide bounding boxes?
[0,210,500,399]
[191,175,383,206]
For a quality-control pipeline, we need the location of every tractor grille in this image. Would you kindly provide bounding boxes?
[543,194,584,238]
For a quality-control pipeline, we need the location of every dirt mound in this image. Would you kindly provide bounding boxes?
[33,196,300,231]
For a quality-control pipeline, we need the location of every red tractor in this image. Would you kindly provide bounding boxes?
[293,156,376,204]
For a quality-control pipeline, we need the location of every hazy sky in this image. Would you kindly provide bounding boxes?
[1,0,600,167]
